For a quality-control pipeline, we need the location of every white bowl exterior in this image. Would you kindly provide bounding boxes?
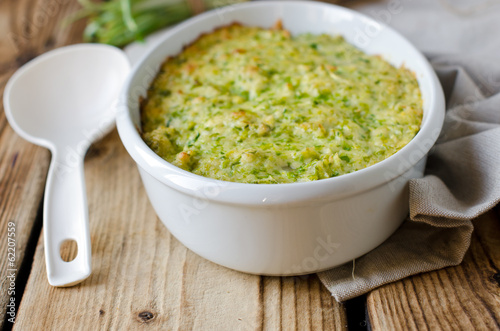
[139,158,425,275]
[117,1,445,275]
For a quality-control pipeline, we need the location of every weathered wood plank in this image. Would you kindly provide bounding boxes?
[367,209,500,330]
[2,0,347,328]
[0,127,49,328]
[14,131,347,330]
[0,0,86,328]
[261,276,347,330]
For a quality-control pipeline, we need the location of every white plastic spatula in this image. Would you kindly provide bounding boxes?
[3,44,130,286]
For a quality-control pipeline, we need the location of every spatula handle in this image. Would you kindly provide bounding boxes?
[44,149,91,287]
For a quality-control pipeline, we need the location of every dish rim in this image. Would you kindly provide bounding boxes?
[116,0,445,205]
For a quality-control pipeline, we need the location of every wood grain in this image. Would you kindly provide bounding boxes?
[1,1,347,329]
[0,0,86,328]
[5,0,498,329]
[13,131,347,330]
[367,209,500,330]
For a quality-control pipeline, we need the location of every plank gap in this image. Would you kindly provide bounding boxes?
[2,196,44,330]
[344,294,369,331]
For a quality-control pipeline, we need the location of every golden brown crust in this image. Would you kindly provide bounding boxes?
[272,19,283,30]
[139,21,285,131]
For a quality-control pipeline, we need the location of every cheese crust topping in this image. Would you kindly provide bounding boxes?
[141,24,423,184]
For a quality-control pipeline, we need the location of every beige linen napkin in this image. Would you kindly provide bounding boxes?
[318,0,500,302]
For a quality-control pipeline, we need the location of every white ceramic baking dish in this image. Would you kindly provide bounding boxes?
[116,1,445,275]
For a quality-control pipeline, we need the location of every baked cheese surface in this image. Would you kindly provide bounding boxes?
[141,24,423,184]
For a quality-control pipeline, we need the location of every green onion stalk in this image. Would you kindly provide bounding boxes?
[67,0,248,47]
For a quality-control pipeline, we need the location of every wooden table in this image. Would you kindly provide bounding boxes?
[1,0,499,329]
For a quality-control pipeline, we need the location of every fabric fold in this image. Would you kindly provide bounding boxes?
[318,0,500,302]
